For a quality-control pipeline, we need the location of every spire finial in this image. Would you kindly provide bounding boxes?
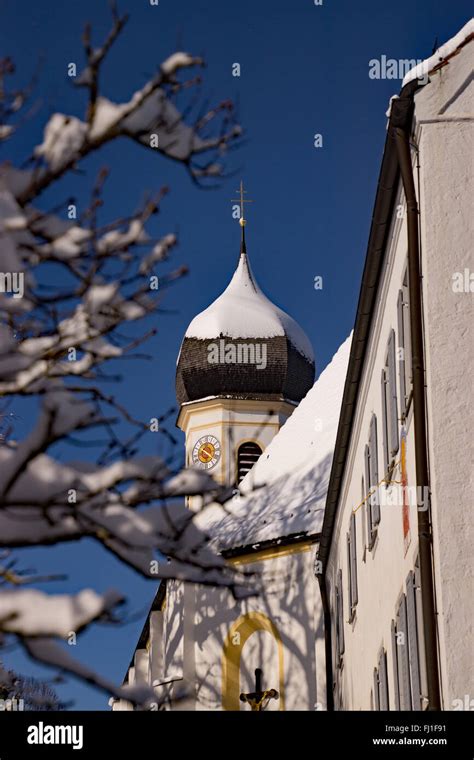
[232,180,253,254]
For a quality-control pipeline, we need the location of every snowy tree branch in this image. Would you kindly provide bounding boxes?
[0,3,247,707]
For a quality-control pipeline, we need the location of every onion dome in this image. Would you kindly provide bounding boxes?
[176,215,315,406]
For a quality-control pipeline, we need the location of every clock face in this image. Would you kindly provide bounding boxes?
[192,434,221,470]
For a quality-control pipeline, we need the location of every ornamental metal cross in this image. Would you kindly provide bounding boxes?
[231,180,253,226]
[239,668,279,711]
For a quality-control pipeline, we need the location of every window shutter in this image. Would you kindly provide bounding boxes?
[414,561,428,706]
[397,290,407,416]
[369,415,380,525]
[391,620,400,710]
[388,329,399,456]
[406,570,421,710]
[361,476,367,553]
[373,668,380,711]
[346,534,352,611]
[337,569,345,656]
[364,445,373,543]
[350,513,358,607]
[379,650,389,710]
[403,271,412,391]
[397,595,412,710]
[381,369,389,473]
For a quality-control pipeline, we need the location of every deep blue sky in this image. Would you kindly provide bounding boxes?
[1,0,471,709]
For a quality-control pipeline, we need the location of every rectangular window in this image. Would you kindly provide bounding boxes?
[414,560,428,708]
[347,513,358,616]
[397,269,412,417]
[379,649,389,710]
[396,594,412,710]
[373,668,380,710]
[406,570,422,710]
[361,475,367,559]
[369,414,381,527]
[372,650,389,711]
[391,620,401,710]
[397,290,407,416]
[364,445,373,546]
[335,568,345,664]
[381,329,399,475]
[392,566,426,711]
[381,368,390,474]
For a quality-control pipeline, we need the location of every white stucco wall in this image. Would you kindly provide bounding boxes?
[415,40,473,708]
[188,546,326,711]
[126,544,325,711]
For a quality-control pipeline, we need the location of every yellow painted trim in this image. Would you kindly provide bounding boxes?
[188,420,280,435]
[177,398,296,431]
[228,540,314,565]
[222,612,285,711]
[181,398,295,413]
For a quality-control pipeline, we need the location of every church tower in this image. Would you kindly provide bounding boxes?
[176,183,315,501]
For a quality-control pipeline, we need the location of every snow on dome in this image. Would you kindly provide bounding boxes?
[185,252,314,363]
[196,333,352,550]
[402,18,474,86]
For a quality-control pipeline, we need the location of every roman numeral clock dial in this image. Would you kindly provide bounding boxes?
[192,435,221,470]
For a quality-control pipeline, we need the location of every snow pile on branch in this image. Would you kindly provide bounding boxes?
[161,53,203,77]
[0,588,123,638]
[34,114,88,172]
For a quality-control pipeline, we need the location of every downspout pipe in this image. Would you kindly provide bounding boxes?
[317,572,334,711]
[394,126,441,710]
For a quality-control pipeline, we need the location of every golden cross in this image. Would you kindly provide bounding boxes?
[232,180,253,227]
[239,668,279,712]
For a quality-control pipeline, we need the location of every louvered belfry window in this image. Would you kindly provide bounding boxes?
[237,442,262,484]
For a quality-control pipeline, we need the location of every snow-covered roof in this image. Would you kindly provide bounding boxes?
[196,334,352,551]
[402,18,473,86]
[185,251,314,362]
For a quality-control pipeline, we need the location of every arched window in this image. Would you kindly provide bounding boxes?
[237,442,262,484]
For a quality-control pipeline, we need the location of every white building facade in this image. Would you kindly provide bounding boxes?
[319,24,473,711]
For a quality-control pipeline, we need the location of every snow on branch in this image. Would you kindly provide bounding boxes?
[0,584,157,708]
[0,587,123,638]
[9,4,241,205]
